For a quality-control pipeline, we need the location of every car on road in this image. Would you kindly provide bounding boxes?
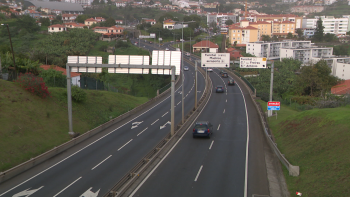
[149,41,153,44]
[207,68,213,72]
[165,48,169,51]
[222,72,228,78]
[228,79,235,86]
[216,85,225,93]
[219,70,224,75]
[184,66,189,71]
[193,121,213,138]
[185,52,191,57]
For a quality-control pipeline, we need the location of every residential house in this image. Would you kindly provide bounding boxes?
[249,21,272,37]
[144,19,156,25]
[41,7,51,14]
[290,6,324,15]
[51,9,62,15]
[62,14,78,23]
[227,48,243,59]
[115,20,123,24]
[228,21,260,45]
[115,0,127,7]
[24,9,41,19]
[40,65,81,87]
[64,22,86,29]
[84,18,97,27]
[95,17,106,22]
[48,24,67,33]
[192,40,219,53]
[163,19,176,29]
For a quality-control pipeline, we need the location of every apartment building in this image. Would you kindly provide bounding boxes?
[207,13,237,27]
[311,56,350,80]
[249,21,272,36]
[228,20,259,45]
[253,14,303,29]
[246,41,312,59]
[272,21,296,36]
[280,46,333,64]
[302,16,348,35]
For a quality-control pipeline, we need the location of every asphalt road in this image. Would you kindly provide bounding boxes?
[0,44,206,197]
[129,68,270,197]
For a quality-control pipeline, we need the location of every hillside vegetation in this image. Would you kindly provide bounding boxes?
[259,101,350,196]
[0,80,148,172]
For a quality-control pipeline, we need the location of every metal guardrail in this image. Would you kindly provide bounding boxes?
[231,70,256,94]
[104,56,212,197]
[0,71,182,184]
[224,68,299,177]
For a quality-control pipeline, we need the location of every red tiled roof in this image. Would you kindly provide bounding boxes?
[192,40,219,48]
[163,19,175,23]
[40,65,81,77]
[49,24,66,28]
[331,80,350,95]
[85,18,96,22]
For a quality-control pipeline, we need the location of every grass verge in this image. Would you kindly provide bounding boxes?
[0,80,148,172]
[257,100,350,196]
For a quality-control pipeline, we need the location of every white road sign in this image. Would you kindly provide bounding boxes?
[240,57,267,68]
[201,53,230,68]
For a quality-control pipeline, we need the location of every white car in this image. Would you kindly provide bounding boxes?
[184,66,189,71]
[185,52,190,57]
[165,48,169,51]
[207,68,213,72]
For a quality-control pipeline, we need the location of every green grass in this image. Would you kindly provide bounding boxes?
[0,80,148,172]
[258,100,350,196]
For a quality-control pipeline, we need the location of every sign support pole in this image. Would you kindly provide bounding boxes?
[171,66,175,136]
[66,65,74,135]
[194,60,198,109]
[268,61,274,117]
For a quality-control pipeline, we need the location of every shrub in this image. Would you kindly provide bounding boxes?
[71,85,86,103]
[16,72,51,98]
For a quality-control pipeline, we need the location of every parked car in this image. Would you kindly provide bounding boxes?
[184,66,189,71]
[228,79,235,86]
[149,41,153,44]
[192,121,213,138]
[216,85,225,93]
[222,72,228,78]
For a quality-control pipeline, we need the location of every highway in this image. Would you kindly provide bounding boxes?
[0,42,206,196]
[129,67,270,196]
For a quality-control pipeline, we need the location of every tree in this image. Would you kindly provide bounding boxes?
[261,35,271,42]
[272,35,279,42]
[296,28,303,39]
[76,15,90,23]
[324,33,338,42]
[294,60,340,97]
[313,18,324,42]
[225,19,233,26]
[287,32,293,39]
[39,18,50,26]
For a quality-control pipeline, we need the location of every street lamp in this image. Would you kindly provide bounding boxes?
[1,24,16,76]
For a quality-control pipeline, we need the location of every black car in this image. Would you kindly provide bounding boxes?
[222,72,228,78]
[228,79,235,86]
[193,121,213,138]
[216,85,225,93]
[219,70,224,75]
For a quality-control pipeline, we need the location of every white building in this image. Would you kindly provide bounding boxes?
[311,56,350,80]
[207,13,237,27]
[280,46,333,64]
[48,24,67,33]
[246,41,313,60]
[302,16,348,35]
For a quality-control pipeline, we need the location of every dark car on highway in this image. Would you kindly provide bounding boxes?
[228,79,235,86]
[222,72,228,78]
[193,121,213,138]
[216,85,225,93]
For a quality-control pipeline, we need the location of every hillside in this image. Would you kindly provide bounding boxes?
[260,101,350,196]
[0,80,148,172]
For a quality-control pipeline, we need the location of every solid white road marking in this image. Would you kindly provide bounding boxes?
[91,155,112,170]
[217,124,220,130]
[161,112,168,117]
[131,121,143,129]
[12,186,43,197]
[79,187,100,197]
[53,177,81,197]
[223,109,225,114]
[194,165,203,182]
[137,127,148,136]
[160,121,171,129]
[118,139,133,151]
[177,101,181,105]
[151,119,159,125]
[209,140,214,150]
[226,99,227,102]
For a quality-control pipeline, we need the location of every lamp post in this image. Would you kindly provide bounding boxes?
[1,24,16,76]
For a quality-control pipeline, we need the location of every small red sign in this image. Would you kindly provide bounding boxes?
[268,101,280,106]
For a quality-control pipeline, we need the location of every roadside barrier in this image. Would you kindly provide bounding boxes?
[0,72,181,184]
[225,68,299,176]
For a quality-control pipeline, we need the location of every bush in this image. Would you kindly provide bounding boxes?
[71,85,86,103]
[16,72,50,98]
